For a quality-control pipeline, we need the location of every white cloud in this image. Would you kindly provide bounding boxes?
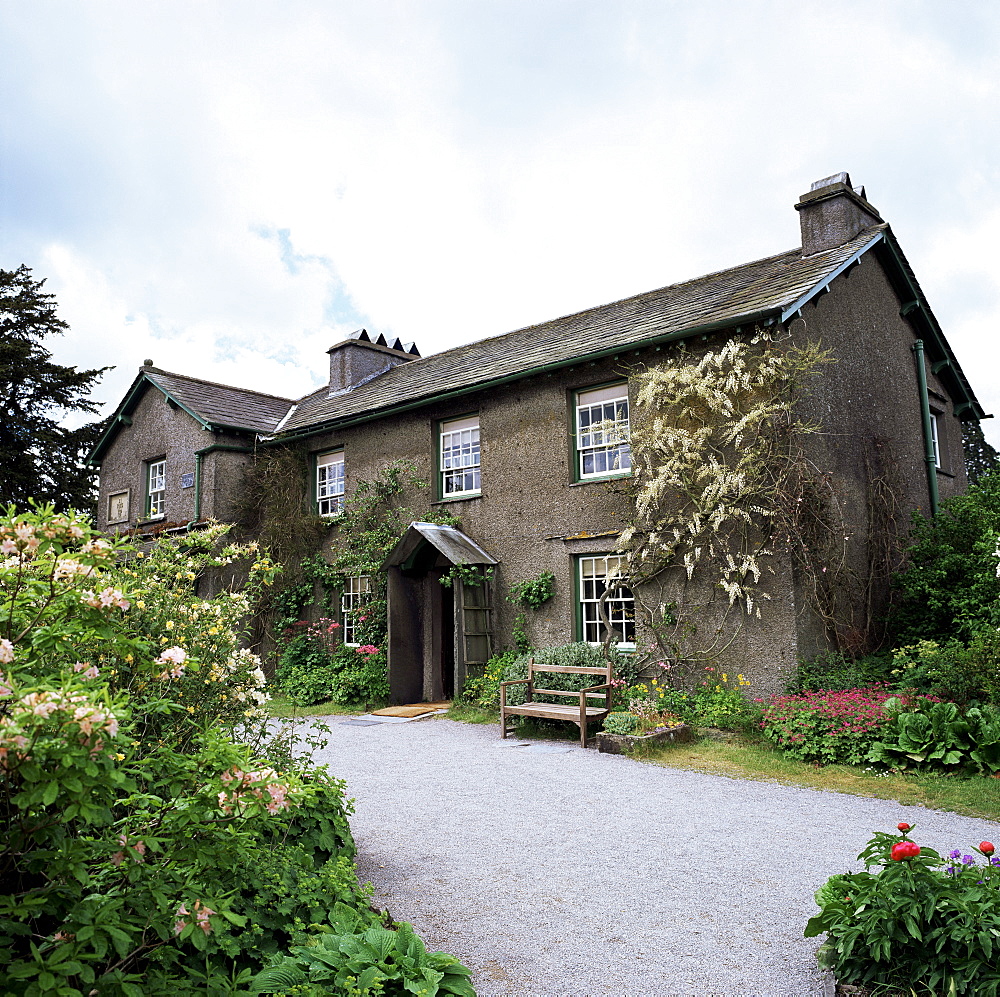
[3,0,999,452]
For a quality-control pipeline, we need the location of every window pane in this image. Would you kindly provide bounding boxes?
[579,554,635,647]
[441,417,481,496]
[576,386,630,479]
[317,452,345,516]
[341,575,372,646]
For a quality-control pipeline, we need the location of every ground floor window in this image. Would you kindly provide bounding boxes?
[578,554,635,647]
[341,575,372,646]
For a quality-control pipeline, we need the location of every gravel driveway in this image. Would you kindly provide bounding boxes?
[309,716,1000,997]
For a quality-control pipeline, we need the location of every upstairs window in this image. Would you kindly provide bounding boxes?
[578,554,635,648]
[341,575,372,646]
[317,451,345,516]
[575,384,631,480]
[440,415,481,498]
[930,413,941,469]
[147,459,166,519]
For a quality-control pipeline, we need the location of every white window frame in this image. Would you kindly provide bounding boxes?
[341,575,372,646]
[930,414,941,469]
[317,451,345,517]
[575,384,631,480]
[578,554,635,649]
[147,459,166,519]
[439,415,481,498]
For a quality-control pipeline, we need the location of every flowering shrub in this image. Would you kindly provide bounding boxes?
[759,686,937,765]
[0,504,469,994]
[275,635,390,706]
[807,824,1000,995]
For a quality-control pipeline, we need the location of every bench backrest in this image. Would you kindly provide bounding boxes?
[528,659,614,701]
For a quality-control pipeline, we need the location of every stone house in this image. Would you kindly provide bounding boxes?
[90,173,989,698]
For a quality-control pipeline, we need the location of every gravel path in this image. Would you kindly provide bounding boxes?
[309,717,1000,997]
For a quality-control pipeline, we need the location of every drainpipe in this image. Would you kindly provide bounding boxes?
[193,451,203,523]
[912,339,939,516]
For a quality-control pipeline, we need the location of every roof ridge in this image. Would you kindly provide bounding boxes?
[145,367,295,404]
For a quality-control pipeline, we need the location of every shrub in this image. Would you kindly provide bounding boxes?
[759,686,934,766]
[274,623,389,707]
[786,649,893,694]
[0,504,467,994]
[889,470,1000,645]
[888,639,989,705]
[807,825,1000,995]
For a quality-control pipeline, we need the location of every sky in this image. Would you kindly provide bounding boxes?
[2,0,999,446]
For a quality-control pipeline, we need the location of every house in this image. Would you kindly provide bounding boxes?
[90,173,989,697]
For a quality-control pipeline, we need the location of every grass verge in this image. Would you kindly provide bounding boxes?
[267,694,365,719]
[633,734,1000,822]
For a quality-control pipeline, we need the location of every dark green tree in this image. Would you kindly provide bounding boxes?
[0,265,111,514]
[962,420,1000,485]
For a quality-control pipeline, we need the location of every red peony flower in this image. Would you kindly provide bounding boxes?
[981,841,995,856]
[891,841,921,861]
[897,822,911,832]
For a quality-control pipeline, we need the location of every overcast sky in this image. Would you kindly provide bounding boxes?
[2,1,999,445]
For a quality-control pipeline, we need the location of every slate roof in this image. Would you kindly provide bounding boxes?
[142,369,293,434]
[279,225,887,435]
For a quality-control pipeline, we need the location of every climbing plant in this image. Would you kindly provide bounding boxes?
[609,328,901,674]
[509,571,555,610]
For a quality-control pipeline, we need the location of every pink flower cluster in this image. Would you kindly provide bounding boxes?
[174,899,215,936]
[761,686,920,743]
[0,515,90,558]
[355,644,380,656]
[0,639,13,665]
[82,587,130,611]
[72,661,100,680]
[217,766,295,815]
[111,833,147,867]
[155,646,188,680]
[0,690,120,768]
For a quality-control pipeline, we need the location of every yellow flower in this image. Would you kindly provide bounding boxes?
[136,601,146,610]
[114,753,125,761]
[186,706,195,713]
[165,620,174,629]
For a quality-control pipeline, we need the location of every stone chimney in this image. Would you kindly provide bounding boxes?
[327,329,420,397]
[795,172,884,256]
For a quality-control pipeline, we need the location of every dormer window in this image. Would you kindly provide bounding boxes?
[317,451,345,516]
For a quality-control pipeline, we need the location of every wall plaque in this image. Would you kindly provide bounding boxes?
[108,490,130,524]
[180,473,195,489]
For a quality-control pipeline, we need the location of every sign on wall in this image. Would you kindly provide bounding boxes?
[108,490,130,524]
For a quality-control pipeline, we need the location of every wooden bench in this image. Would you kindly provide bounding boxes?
[499,658,613,749]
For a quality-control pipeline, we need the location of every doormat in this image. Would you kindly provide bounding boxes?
[370,702,451,718]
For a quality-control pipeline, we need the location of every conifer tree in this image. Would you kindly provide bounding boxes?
[0,265,111,514]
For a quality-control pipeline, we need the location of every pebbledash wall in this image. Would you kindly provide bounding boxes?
[91,173,985,699]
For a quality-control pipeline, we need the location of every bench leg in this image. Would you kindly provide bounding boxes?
[580,723,587,749]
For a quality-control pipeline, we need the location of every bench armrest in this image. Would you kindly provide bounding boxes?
[500,677,532,707]
[578,682,612,711]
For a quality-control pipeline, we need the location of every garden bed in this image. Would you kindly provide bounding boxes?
[596,722,695,754]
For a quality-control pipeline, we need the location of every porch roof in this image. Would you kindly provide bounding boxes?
[382,522,498,570]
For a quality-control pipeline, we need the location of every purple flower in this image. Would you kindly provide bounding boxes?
[992,858,1000,867]
[949,849,962,860]
[962,855,975,865]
